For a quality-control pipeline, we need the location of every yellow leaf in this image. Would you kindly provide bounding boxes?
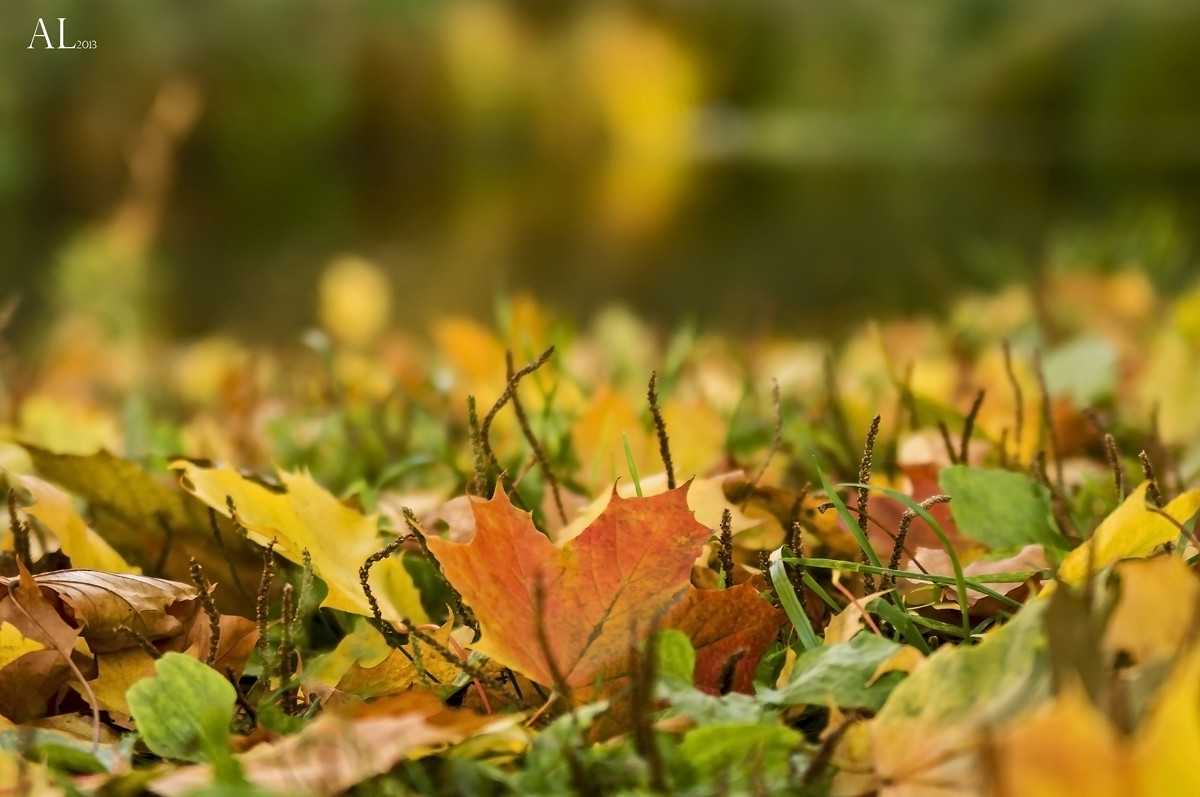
[571,386,650,494]
[85,647,158,717]
[1055,482,1200,586]
[172,462,426,624]
[1104,557,1200,665]
[555,471,756,544]
[336,620,464,699]
[866,644,926,686]
[10,473,136,573]
[318,255,391,349]
[992,683,1129,797]
[661,398,725,484]
[1134,645,1200,796]
[0,621,45,670]
[432,317,508,402]
[309,622,395,686]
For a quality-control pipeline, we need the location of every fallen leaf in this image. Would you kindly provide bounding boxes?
[823,590,891,645]
[0,565,86,722]
[11,570,200,654]
[425,484,712,690]
[555,471,756,545]
[335,619,464,699]
[909,544,1047,605]
[10,473,136,573]
[1133,643,1200,795]
[760,632,909,712]
[938,466,1068,551]
[83,647,158,718]
[659,578,785,696]
[150,690,501,796]
[22,446,262,615]
[1056,482,1200,586]
[172,461,426,624]
[867,644,926,686]
[169,613,260,677]
[866,599,1050,794]
[1104,557,1200,666]
[991,683,1129,797]
[0,621,46,669]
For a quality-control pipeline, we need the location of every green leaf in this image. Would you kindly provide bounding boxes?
[659,685,776,726]
[768,550,820,651]
[874,597,1049,730]
[679,724,803,784]
[126,653,238,780]
[0,729,121,774]
[1042,337,1117,405]
[760,632,906,711]
[939,466,1068,551]
[654,629,695,688]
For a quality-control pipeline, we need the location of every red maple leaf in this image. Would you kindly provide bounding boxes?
[423,483,783,699]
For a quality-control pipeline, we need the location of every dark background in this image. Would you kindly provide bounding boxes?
[3,0,1200,344]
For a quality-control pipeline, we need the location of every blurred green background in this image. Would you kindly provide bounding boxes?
[3,0,1200,343]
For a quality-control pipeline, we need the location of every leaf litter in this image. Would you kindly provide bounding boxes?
[1,269,1200,793]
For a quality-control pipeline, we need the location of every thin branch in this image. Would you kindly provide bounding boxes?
[1139,450,1164,509]
[7,489,32,571]
[718,509,734,588]
[857,415,882,595]
[959,389,985,465]
[117,626,161,659]
[466,395,486,497]
[647,371,676,490]
[402,507,476,633]
[1033,350,1064,494]
[255,538,277,672]
[214,503,252,602]
[479,346,555,493]
[508,351,566,525]
[937,420,959,465]
[1002,340,1024,463]
[358,535,411,650]
[188,558,221,667]
[1104,434,1125,501]
[887,495,952,591]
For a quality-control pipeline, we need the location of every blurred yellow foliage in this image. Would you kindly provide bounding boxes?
[318,256,392,349]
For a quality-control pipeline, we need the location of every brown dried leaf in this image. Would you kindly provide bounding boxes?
[151,691,501,796]
[0,565,86,722]
[2,570,201,654]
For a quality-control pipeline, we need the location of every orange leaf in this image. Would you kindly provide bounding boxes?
[425,483,716,690]
[662,578,784,695]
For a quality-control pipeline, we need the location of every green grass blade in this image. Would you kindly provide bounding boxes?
[622,432,643,497]
[768,550,820,651]
[866,596,931,654]
[815,463,882,569]
[787,557,1033,610]
[841,481,973,638]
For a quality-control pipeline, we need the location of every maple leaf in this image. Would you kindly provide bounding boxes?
[424,483,782,699]
[172,461,426,624]
[23,446,264,615]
